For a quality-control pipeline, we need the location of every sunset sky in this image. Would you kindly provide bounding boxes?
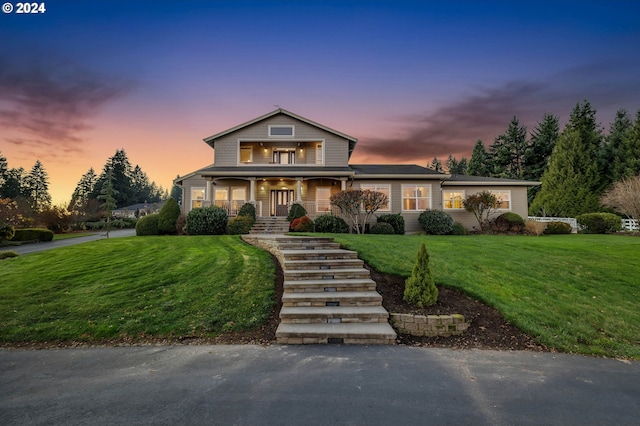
[2,0,639,204]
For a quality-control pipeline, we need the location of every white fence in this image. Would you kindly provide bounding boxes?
[529,217,639,233]
[528,217,579,233]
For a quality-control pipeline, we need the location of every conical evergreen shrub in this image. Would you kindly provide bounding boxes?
[403,242,438,307]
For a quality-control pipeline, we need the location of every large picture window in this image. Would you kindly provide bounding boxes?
[360,184,390,211]
[402,185,431,211]
[215,188,228,207]
[443,190,465,209]
[191,187,205,209]
[316,187,331,212]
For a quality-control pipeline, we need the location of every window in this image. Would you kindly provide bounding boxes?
[231,187,246,215]
[316,187,331,212]
[402,185,431,211]
[360,184,390,211]
[273,149,295,165]
[240,146,252,163]
[490,190,511,209]
[215,188,228,207]
[443,190,465,209]
[269,125,294,137]
[191,187,205,209]
[316,143,323,164]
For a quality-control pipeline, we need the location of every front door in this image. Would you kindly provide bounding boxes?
[271,190,294,216]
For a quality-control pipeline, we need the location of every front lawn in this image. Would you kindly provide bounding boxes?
[0,236,275,344]
[328,233,640,359]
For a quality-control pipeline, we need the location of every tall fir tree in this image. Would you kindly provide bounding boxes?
[2,167,26,199]
[600,109,632,187]
[467,140,492,176]
[69,168,97,212]
[523,113,559,203]
[98,169,118,238]
[170,175,183,204]
[24,160,51,211]
[613,110,640,181]
[490,116,528,179]
[0,151,7,192]
[430,157,443,172]
[92,149,134,207]
[531,102,602,216]
[445,155,468,174]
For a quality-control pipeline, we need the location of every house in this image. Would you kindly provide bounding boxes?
[112,201,165,219]
[175,109,537,233]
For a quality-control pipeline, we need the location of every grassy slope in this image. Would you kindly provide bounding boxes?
[0,236,275,343]
[328,234,640,359]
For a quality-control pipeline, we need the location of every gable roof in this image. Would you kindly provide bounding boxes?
[203,108,358,150]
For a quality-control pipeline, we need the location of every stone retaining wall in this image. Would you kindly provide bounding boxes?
[390,313,469,337]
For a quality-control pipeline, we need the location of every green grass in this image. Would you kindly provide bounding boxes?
[53,232,96,240]
[0,236,275,343]
[323,233,640,359]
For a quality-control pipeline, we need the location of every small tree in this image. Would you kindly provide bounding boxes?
[601,175,640,222]
[361,189,389,232]
[463,191,500,231]
[157,197,181,234]
[330,189,363,233]
[404,243,438,307]
[97,170,118,238]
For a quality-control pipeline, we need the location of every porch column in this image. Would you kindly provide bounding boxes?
[249,178,256,203]
[295,178,303,203]
[340,178,347,190]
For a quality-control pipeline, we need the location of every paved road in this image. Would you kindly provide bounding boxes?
[1,345,638,425]
[8,229,136,255]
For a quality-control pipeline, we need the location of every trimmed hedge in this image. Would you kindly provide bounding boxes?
[418,210,454,235]
[377,213,405,235]
[491,212,525,233]
[314,214,349,233]
[576,213,622,234]
[184,206,228,235]
[450,222,467,235]
[370,222,395,234]
[135,214,160,236]
[12,228,54,242]
[237,203,257,222]
[158,197,181,235]
[228,216,254,235]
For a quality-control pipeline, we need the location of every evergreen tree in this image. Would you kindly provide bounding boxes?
[490,116,528,179]
[467,140,492,176]
[0,151,7,191]
[530,129,600,216]
[98,169,118,238]
[69,168,97,212]
[1,167,26,199]
[92,149,134,207]
[613,110,640,181]
[446,155,467,174]
[170,176,183,204]
[403,243,438,307]
[524,113,559,203]
[24,160,51,211]
[600,109,632,186]
[430,157,443,172]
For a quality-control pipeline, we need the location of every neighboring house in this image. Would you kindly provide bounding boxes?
[175,109,538,233]
[113,202,165,219]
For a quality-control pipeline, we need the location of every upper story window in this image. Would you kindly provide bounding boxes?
[273,149,295,165]
[269,125,294,137]
[240,146,253,163]
[316,143,323,164]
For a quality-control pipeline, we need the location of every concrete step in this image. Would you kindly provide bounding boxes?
[276,323,397,345]
[284,278,377,293]
[280,249,358,261]
[284,268,371,281]
[283,258,364,270]
[277,242,341,250]
[280,306,389,324]
[282,291,383,307]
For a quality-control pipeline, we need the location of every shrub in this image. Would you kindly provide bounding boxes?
[450,222,467,235]
[157,197,181,235]
[228,216,254,235]
[135,214,160,236]
[525,220,547,236]
[12,228,54,242]
[184,206,228,235]
[176,214,187,235]
[287,203,307,222]
[544,221,572,234]
[0,251,18,259]
[576,213,622,234]
[418,210,454,235]
[0,224,15,241]
[291,215,314,232]
[491,212,525,233]
[404,242,438,307]
[314,214,349,233]
[370,222,395,234]
[237,203,257,222]
[377,213,405,235]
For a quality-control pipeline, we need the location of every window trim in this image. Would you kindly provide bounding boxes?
[359,183,391,211]
[268,125,295,138]
[490,190,511,210]
[316,142,323,165]
[401,184,432,211]
[443,190,466,210]
[191,187,206,210]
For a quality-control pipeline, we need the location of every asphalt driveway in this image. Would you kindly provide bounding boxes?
[1,345,638,425]
[7,229,136,255]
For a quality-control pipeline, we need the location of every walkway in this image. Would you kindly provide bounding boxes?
[7,229,136,255]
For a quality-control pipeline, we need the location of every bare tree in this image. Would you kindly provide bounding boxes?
[463,190,500,231]
[601,175,640,221]
[361,189,389,232]
[330,189,388,234]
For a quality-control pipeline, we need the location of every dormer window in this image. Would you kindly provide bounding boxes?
[269,125,294,137]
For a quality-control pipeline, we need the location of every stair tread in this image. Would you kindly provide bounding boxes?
[276,323,397,338]
[284,278,375,285]
[282,291,382,300]
[280,306,388,316]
